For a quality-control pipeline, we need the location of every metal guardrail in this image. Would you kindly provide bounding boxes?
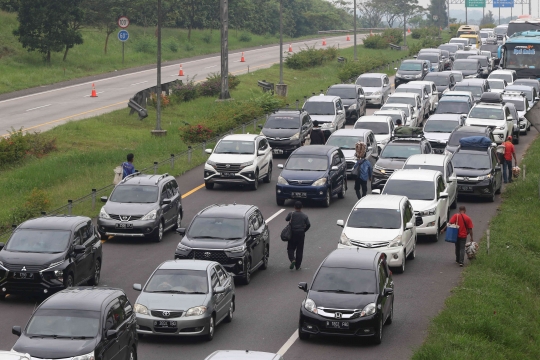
[318,28,387,34]
[128,79,183,119]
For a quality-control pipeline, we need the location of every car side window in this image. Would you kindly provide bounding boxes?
[424,141,432,153]
[436,177,444,197]
[104,301,122,332]
[332,153,341,166]
[215,266,227,284]
[378,265,386,292]
[77,224,90,243]
[492,149,498,167]
[73,230,82,246]
[170,180,179,196]
[161,182,171,200]
[119,295,133,318]
[210,269,220,288]
[256,210,264,228]
[250,213,261,231]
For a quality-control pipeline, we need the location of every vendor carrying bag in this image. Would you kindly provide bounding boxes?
[445,224,459,243]
[280,213,293,242]
[351,160,363,178]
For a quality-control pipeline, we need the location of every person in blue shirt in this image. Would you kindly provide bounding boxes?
[352,143,373,199]
[122,153,136,179]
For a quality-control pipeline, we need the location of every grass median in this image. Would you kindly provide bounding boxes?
[412,135,540,360]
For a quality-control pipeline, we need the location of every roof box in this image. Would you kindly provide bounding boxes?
[479,92,503,104]
[459,136,493,149]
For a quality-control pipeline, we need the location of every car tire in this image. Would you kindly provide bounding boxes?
[385,300,394,325]
[204,316,215,341]
[372,316,383,345]
[276,198,285,206]
[433,219,440,242]
[205,182,214,190]
[64,273,74,289]
[99,231,108,241]
[87,259,101,286]
[338,180,346,199]
[173,212,182,231]
[513,133,520,144]
[152,221,164,243]
[224,299,234,323]
[394,252,406,274]
[298,326,310,340]
[323,188,331,208]
[450,195,457,209]
[241,259,251,285]
[0,293,6,301]
[252,171,259,191]
[263,163,272,183]
[489,188,496,202]
[260,246,269,270]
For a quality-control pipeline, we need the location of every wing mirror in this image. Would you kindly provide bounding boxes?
[331,166,339,171]
[277,164,284,169]
[73,245,86,255]
[12,326,21,337]
[106,329,118,341]
[258,124,263,129]
[0,242,4,251]
[405,222,414,230]
[439,192,449,199]
[449,176,457,182]
[101,196,108,203]
[205,149,213,154]
[298,282,308,292]
[371,189,381,195]
[133,283,142,291]
[336,220,344,227]
[162,198,172,205]
[249,229,262,237]
[384,288,394,296]
[258,150,265,156]
[176,228,186,236]
[214,286,226,295]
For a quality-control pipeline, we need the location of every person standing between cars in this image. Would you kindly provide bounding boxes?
[122,153,136,179]
[503,136,517,184]
[352,142,372,199]
[395,119,403,127]
[441,206,474,267]
[285,201,311,270]
[309,120,327,145]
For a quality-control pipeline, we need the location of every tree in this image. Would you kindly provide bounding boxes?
[428,0,448,28]
[387,0,424,45]
[357,0,385,28]
[480,10,495,27]
[0,0,19,12]
[13,0,84,62]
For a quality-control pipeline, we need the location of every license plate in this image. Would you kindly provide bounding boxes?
[292,192,307,198]
[458,186,473,192]
[14,272,34,279]
[115,223,133,229]
[221,172,236,177]
[326,321,349,329]
[273,149,284,154]
[154,320,177,327]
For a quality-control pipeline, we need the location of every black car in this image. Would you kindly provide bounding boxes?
[453,140,502,202]
[297,249,394,344]
[452,59,481,79]
[259,109,313,155]
[394,60,429,87]
[12,287,137,360]
[445,126,496,154]
[423,72,456,98]
[326,84,367,123]
[175,204,269,285]
[0,216,102,299]
[97,173,183,242]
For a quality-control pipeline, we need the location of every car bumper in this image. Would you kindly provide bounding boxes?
[0,271,65,296]
[345,108,359,119]
[337,244,404,267]
[366,95,383,105]
[492,130,507,143]
[175,250,247,276]
[97,218,159,237]
[204,166,257,185]
[136,313,212,336]
[395,77,414,86]
[414,214,438,235]
[372,172,390,189]
[267,139,302,154]
[299,307,381,338]
[456,180,495,197]
[276,184,330,202]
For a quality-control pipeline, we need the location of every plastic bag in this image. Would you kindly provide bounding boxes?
[512,166,521,179]
[465,241,479,260]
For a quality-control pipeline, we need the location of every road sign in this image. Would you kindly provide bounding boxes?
[118,16,130,28]
[465,0,485,7]
[493,0,514,7]
[118,30,129,42]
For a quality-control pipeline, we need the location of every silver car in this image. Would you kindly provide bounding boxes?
[133,260,235,340]
[206,351,283,360]
[355,73,391,106]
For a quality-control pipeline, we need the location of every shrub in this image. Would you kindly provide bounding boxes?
[10,188,51,225]
[168,40,179,52]
[449,23,460,35]
[178,124,214,144]
[134,37,155,54]
[382,28,403,44]
[337,55,388,82]
[202,32,212,44]
[185,42,195,51]
[172,77,199,103]
[0,129,56,168]
[411,29,424,39]
[239,33,252,42]
[363,34,389,49]
[199,73,240,97]
[149,93,171,108]
[481,23,496,29]
[285,46,338,69]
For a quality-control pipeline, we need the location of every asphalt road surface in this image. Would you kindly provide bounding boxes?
[0,34,370,138]
[1,100,536,358]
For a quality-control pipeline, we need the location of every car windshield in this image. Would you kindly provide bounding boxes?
[469,107,504,120]
[399,63,422,71]
[383,180,435,201]
[514,80,539,91]
[450,39,468,45]
[326,135,363,150]
[26,309,100,338]
[386,96,416,107]
[311,267,377,294]
[375,113,402,124]
[480,32,489,38]
[439,45,457,53]
[424,120,459,132]
[380,143,421,159]
[356,77,382,87]
[452,73,464,82]
[424,74,449,86]
[503,99,525,111]
[187,217,244,239]
[354,121,389,135]
[304,102,335,115]
[109,185,159,203]
[454,53,475,60]
[488,80,505,89]
[327,88,356,99]
[494,27,507,35]
[507,88,532,101]
[395,88,422,97]
[454,85,483,96]
[481,44,499,54]
[285,155,328,171]
[382,105,410,116]
[346,208,401,229]
[418,54,439,63]
[489,73,512,83]
[6,229,71,253]
[453,152,491,169]
[264,116,300,129]
[403,164,444,173]
[214,140,255,155]
[453,61,478,70]
[436,101,470,114]
[144,269,208,294]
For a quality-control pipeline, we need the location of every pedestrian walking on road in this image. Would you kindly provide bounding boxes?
[352,142,372,199]
[122,153,136,179]
[285,201,311,270]
[309,121,327,145]
[503,136,517,183]
[395,119,403,127]
[441,206,474,267]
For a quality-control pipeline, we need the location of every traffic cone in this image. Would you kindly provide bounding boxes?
[178,64,184,76]
[91,83,97,98]
[407,28,411,34]
[346,34,351,41]
[240,52,245,62]
[322,38,327,46]
[288,43,293,53]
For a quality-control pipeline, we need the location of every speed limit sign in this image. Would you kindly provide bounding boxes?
[118,16,130,29]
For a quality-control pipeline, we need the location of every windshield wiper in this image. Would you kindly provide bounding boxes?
[30,334,71,339]
[182,291,206,294]
[455,166,478,169]
[383,156,405,159]
[318,289,355,294]
[361,226,386,229]
[223,237,242,240]
[190,236,223,239]
[152,290,189,294]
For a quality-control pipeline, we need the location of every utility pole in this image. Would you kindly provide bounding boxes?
[353,0,357,61]
[276,0,288,97]
[219,0,231,100]
[151,0,166,136]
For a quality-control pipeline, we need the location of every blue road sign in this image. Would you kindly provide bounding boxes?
[118,30,129,42]
[493,0,514,8]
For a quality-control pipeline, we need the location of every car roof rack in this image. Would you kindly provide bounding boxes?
[120,171,141,184]
[154,173,170,185]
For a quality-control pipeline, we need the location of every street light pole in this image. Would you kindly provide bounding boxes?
[279,0,283,84]
[353,0,357,61]
[152,0,166,136]
[220,0,230,100]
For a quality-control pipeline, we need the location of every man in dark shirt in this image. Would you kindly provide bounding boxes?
[309,121,327,145]
[122,153,136,179]
[285,201,311,270]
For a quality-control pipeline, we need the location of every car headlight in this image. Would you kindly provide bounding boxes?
[207,160,217,167]
[374,165,386,174]
[185,306,207,317]
[226,245,246,253]
[312,178,327,186]
[304,298,317,314]
[240,161,253,169]
[372,91,382,96]
[340,232,352,246]
[360,303,377,317]
[134,303,149,315]
[414,74,422,78]
[277,176,289,185]
[498,126,505,130]
[141,209,157,221]
[388,235,403,248]
[72,351,95,360]
[419,207,437,216]
[54,270,63,281]
[348,103,357,110]
[290,132,300,140]
[99,207,111,219]
[396,73,403,78]
[477,174,492,181]
[176,243,191,251]
[321,122,333,128]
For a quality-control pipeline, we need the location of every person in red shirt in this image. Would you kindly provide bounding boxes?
[441,206,474,266]
[503,136,517,184]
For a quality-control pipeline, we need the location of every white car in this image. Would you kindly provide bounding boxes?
[502,92,530,134]
[204,134,273,190]
[373,109,407,127]
[380,103,417,126]
[488,70,517,85]
[409,80,439,113]
[394,84,431,118]
[442,90,475,104]
[356,73,392,105]
[303,95,346,136]
[385,93,424,122]
[487,78,508,94]
[381,169,449,241]
[0,351,31,360]
[422,114,465,154]
[465,102,513,143]
[353,115,394,151]
[336,195,418,273]
[326,128,379,176]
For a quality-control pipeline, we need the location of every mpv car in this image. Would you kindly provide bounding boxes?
[385,93,425,121]
[326,84,367,122]
[468,55,491,77]
[175,204,269,285]
[12,287,137,360]
[441,70,464,83]
[355,73,391,106]
[380,103,417,126]
[423,114,465,153]
[259,109,312,155]
[435,96,473,116]
[466,102,513,143]
[488,69,516,85]
[438,43,460,59]
[452,59,481,79]
[0,216,102,299]
[445,126,495,154]
[395,83,430,116]
[394,60,429,87]
[205,134,273,190]
[416,52,443,72]
[353,115,394,151]
[298,249,394,343]
[276,145,347,207]
[505,85,538,108]
[373,109,407,127]
[423,73,456,98]
[487,78,507,94]
[98,173,183,242]
[303,95,346,136]
[503,92,530,135]
[409,80,439,113]
[513,79,540,96]
[337,195,418,273]
[326,129,379,177]
[133,260,235,340]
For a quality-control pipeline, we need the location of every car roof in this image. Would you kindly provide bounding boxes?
[158,259,214,271]
[505,85,533,91]
[39,287,123,311]
[306,95,338,103]
[427,114,463,121]
[444,91,473,96]
[358,73,386,79]
[199,204,255,218]
[270,110,302,116]
[457,79,486,85]
[205,350,281,360]
[405,154,449,166]
[291,145,337,155]
[388,169,442,182]
[454,59,479,63]
[425,73,449,78]
[452,126,489,134]
[487,78,505,82]
[354,194,405,209]
[330,129,372,137]
[221,134,259,141]
[402,59,423,64]
[322,248,380,269]
[329,84,358,89]
[398,83,425,88]
[491,69,514,74]
[356,115,391,123]
[120,173,172,186]
[374,110,404,115]
[18,216,89,230]
[389,93,418,98]
[439,96,469,102]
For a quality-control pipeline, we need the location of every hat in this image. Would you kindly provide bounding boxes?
[507,136,513,140]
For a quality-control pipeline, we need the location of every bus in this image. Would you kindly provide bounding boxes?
[507,18,540,37]
[457,25,479,37]
[498,31,540,79]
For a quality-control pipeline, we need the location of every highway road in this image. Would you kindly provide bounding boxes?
[0,101,536,359]
[0,34,370,138]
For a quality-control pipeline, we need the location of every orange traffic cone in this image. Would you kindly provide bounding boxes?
[240,52,245,62]
[346,34,351,41]
[288,43,293,53]
[322,38,327,46]
[407,28,411,33]
[178,64,184,76]
[91,83,98,98]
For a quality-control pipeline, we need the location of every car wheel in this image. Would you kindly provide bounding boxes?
[385,300,394,325]
[205,182,214,190]
[0,293,6,301]
[407,242,416,260]
[513,133,520,144]
[261,246,269,270]
[128,346,137,360]
[241,259,251,285]
[87,259,101,286]
[527,122,531,131]
[338,180,346,199]
[323,188,331,208]
[205,316,215,341]
[263,163,272,183]
[372,315,383,344]
[276,198,285,206]
[64,274,74,289]
[489,188,496,202]
[152,221,164,243]
[252,171,259,191]
[394,252,406,274]
[224,299,234,323]
[450,194,457,209]
[173,212,182,230]
[433,219,440,242]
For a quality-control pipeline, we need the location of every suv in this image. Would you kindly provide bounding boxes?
[453,59,481,79]
[468,55,492,77]
[505,85,538,108]
[385,93,425,121]
[298,249,395,343]
[410,80,440,113]
[355,73,391,106]
[12,287,138,360]
[205,134,273,190]
[98,173,183,242]
[326,129,379,177]
[487,78,508,94]
[0,216,102,299]
[466,101,513,143]
[445,126,496,154]
[303,95,346,137]
[502,92,530,135]
[259,109,312,155]
[394,60,429,87]
[435,96,473,116]
[354,115,394,151]
[423,114,465,153]
[373,109,407,127]
[326,84,367,122]
[488,70,516,85]
[175,204,269,285]
[416,52,443,72]
[380,103,417,126]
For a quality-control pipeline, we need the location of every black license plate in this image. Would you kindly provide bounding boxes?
[115,223,133,229]
[458,185,473,192]
[292,192,307,198]
[221,172,236,177]
[326,321,349,329]
[154,320,177,327]
[13,272,34,279]
[273,149,284,154]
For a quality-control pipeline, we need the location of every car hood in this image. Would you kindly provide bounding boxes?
[454,168,491,177]
[281,169,327,181]
[343,228,401,242]
[0,251,63,268]
[308,291,378,310]
[262,128,300,138]
[408,199,437,212]
[181,237,245,250]
[341,149,356,160]
[374,134,391,143]
[13,336,97,359]
[376,158,407,170]
[460,69,479,76]
[208,154,255,164]
[490,89,504,94]
[397,70,422,77]
[136,292,209,311]
[309,115,336,123]
[436,85,448,93]
[466,118,505,127]
[341,99,356,107]
[104,202,156,216]
[425,132,451,143]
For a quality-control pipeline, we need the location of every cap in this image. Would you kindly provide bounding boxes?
[507,136,513,140]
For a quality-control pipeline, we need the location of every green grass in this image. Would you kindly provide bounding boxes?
[412,137,540,359]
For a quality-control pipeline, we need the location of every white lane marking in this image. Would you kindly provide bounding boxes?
[277,330,299,356]
[205,65,218,69]
[265,209,286,223]
[131,81,148,86]
[25,104,51,112]
[83,91,104,98]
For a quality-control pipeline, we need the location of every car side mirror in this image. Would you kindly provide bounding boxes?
[12,326,21,337]
[367,146,373,152]
[491,142,497,147]
[535,97,539,101]
[495,165,501,171]
[439,192,449,199]
[336,220,344,227]
[258,150,265,156]
[372,189,381,195]
[101,196,108,203]
[176,228,186,236]
[249,229,262,237]
[394,67,398,70]
[331,166,339,171]
[214,286,226,295]
[106,329,118,341]
[162,198,172,205]
[384,288,394,296]
[277,164,284,169]
[258,124,263,129]
[205,149,213,155]
[337,110,344,115]
[405,222,414,230]
[73,245,85,255]
[0,242,4,251]
[133,283,142,291]
[298,282,308,292]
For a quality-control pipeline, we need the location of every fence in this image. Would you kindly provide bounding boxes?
[318,29,387,34]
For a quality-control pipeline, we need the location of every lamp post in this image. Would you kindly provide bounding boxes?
[219,0,231,100]
[276,0,288,97]
[353,0,357,61]
[151,0,166,136]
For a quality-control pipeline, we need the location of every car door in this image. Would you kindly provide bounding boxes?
[257,138,271,177]
[382,76,391,100]
[170,179,182,221]
[210,267,227,321]
[113,297,131,359]
[160,182,174,228]
[72,225,92,284]
[504,107,513,137]
[445,159,457,206]
[102,301,121,360]
[378,262,390,319]
[215,265,234,319]
[301,114,310,142]
[436,175,448,223]
[332,151,346,193]
[430,84,438,107]
[358,87,366,115]
[336,99,346,128]
[491,148,503,188]
[367,132,378,166]
[247,213,263,265]
[402,202,414,255]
